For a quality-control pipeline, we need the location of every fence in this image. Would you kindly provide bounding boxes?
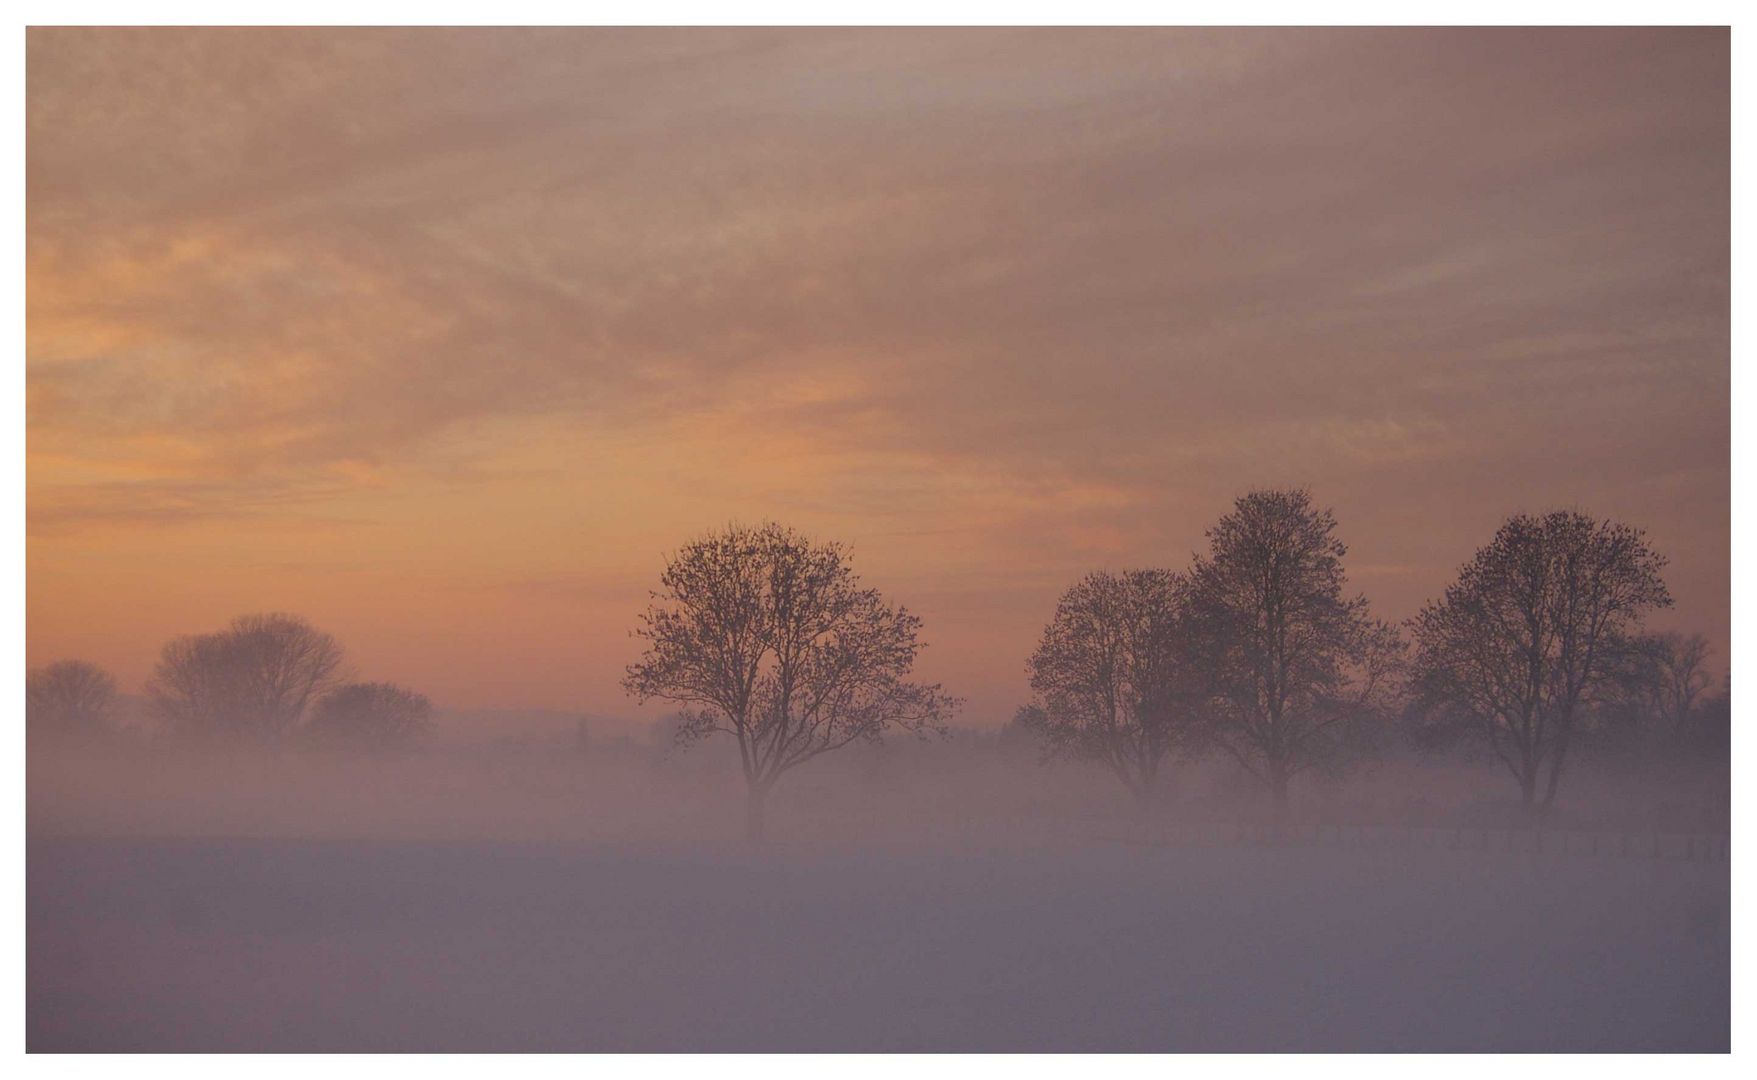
[1099,820,1731,862]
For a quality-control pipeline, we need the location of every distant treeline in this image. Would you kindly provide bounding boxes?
[28,488,1727,838]
[27,613,433,758]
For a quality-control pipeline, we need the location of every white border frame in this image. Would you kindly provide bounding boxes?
[8,5,1744,1072]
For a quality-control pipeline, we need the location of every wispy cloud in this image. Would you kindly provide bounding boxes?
[27,28,1729,718]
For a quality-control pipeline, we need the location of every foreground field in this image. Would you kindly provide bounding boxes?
[28,834,1728,1052]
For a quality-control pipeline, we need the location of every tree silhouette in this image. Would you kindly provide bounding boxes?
[1187,489,1402,817]
[1410,511,1671,814]
[624,522,956,842]
[1633,631,1714,740]
[303,681,434,756]
[148,613,347,744]
[1022,569,1209,808]
[26,659,118,740]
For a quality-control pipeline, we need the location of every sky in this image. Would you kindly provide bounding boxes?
[26,27,1729,729]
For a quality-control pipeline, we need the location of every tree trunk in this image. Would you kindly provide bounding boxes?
[1541,729,1571,811]
[745,783,768,845]
[1517,765,1550,825]
[1134,767,1162,817]
[1269,764,1290,823]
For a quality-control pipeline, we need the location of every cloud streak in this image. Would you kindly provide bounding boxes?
[28,28,1728,722]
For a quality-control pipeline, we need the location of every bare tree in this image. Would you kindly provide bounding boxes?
[303,681,435,756]
[26,659,118,739]
[1410,511,1671,814]
[623,522,957,842]
[1186,489,1402,817]
[1593,631,1715,754]
[1021,569,1208,808]
[1001,704,1051,754]
[1638,632,1714,739]
[148,613,347,743]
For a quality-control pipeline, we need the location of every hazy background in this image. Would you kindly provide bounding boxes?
[27,28,1729,731]
[25,28,1730,1053]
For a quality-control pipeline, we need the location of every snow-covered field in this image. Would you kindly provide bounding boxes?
[29,833,1728,1051]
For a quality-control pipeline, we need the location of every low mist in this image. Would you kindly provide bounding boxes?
[28,722,1729,1052]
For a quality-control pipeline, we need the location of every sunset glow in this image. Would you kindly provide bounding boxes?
[27,27,1729,726]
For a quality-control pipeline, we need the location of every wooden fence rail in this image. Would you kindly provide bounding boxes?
[1100,821,1731,862]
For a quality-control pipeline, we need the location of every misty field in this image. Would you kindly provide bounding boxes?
[29,829,1727,1051]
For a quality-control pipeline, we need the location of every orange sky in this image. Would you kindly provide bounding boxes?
[27,28,1730,728]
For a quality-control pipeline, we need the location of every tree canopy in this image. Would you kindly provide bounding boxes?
[148,612,347,743]
[1023,569,1209,804]
[1410,510,1671,811]
[1186,489,1402,812]
[624,522,956,840]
